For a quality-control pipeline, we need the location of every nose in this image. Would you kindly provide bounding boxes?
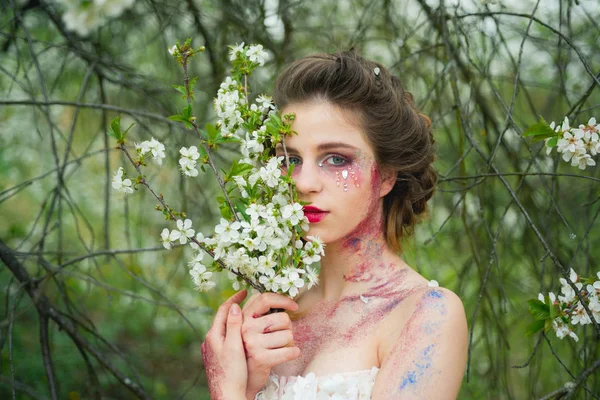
[293,161,323,195]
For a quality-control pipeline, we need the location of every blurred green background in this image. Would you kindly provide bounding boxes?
[1,0,599,398]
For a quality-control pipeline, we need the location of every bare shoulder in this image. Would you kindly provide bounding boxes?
[374,284,468,399]
[378,284,467,355]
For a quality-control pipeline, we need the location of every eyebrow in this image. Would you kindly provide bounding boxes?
[275,142,359,152]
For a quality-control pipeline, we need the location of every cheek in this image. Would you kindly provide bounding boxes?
[321,162,365,191]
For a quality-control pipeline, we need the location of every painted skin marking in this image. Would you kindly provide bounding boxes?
[398,344,435,390]
[201,341,224,399]
[376,289,448,397]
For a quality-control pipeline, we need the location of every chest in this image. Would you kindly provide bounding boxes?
[272,296,396,377]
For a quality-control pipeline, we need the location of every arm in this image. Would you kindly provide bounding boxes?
[372,287,468,400]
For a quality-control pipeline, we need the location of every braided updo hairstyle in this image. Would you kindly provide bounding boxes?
[273,50,437,253]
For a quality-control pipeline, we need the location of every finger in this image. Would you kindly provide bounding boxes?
[243,293,298,319]
[249,346,301,368]
[211,290,248,340]
[254,312,292,334]
[241,292,261,312]
[260,330,294,349]
[224,303,244,352]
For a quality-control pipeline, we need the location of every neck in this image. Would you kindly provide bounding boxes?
[317,205,406,302]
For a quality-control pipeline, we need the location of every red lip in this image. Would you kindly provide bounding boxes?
[303,206,328,223]
[303,206,325,213]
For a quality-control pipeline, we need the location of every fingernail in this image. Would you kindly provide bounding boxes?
[230,304,240,315]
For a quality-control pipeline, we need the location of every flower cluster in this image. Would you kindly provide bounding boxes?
[179,146,200,177]
[111,41,321,297]
[161,219,195,249]
[229,43,268,66]
[537,268,600,342]
[545,117,599,170]
[189,251,216,292]
[55,0,135,37]
[136,138,166,165]
[154,41,319,297]
[111,167,133,193]
[214,77,246,138]
[191,189,323,297]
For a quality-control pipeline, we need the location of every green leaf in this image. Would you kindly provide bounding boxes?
[531,134,556,143]
[122,122,135,139]
[206,123,219,142]
[523,117,556,138]
[172,85,187,95]
[220,204,232,220]
[227,160,254,180]
[182,105,192,119]
[189,76,198,90]
[286,163,296,178]
[235,202,249,221]
[546,136,558,148]
[527,299,550,320]
[549,302,558,320]
[168,114,187,123]
[107,115,123,140]
[526,319,545,337]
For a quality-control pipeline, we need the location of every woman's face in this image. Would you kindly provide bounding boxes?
[276,101,395,246]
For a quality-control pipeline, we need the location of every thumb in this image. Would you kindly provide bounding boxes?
[224,303,244,351]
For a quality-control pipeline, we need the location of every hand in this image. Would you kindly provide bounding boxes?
[201,290,249,400]
[241,292,302,399]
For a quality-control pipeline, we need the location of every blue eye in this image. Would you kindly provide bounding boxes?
[288,156,301,165]
[323,155,348,166]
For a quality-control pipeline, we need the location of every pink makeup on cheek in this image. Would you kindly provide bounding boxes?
[321,160,363,190]
[341,164,384,250]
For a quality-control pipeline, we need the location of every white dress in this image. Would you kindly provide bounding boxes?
[254,367,380,400]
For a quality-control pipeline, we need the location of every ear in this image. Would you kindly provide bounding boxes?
[379,167,397,198]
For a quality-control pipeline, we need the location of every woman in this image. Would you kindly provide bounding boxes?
[202,51,468,399]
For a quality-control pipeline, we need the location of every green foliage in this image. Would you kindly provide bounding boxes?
[168,105,195,129]
[2,1,600,399]
[106,115,135,143]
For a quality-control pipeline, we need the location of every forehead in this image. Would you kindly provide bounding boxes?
[279,101,373,156]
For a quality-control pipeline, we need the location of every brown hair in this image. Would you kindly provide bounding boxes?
[273,50,436,253]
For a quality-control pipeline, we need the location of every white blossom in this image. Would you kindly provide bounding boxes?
[214,218,242,243]
[229,42,245,61]
[179,146,200,177]
[256,95,274,112]
[111,167,133,193]
[281,203,304,225]
[303,266,319,289]
[190,262,215,292]
[246,44,268,66]
[552,318,579,342]
[547,116,598,171]
[160,228,172,250]
[58,0,135,37]
[171,219,195,245]
[137,138,166,164]
[571,302,592,325]
[571,153,596,170]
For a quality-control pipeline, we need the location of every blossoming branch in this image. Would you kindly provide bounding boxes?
[108,39,323,298]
